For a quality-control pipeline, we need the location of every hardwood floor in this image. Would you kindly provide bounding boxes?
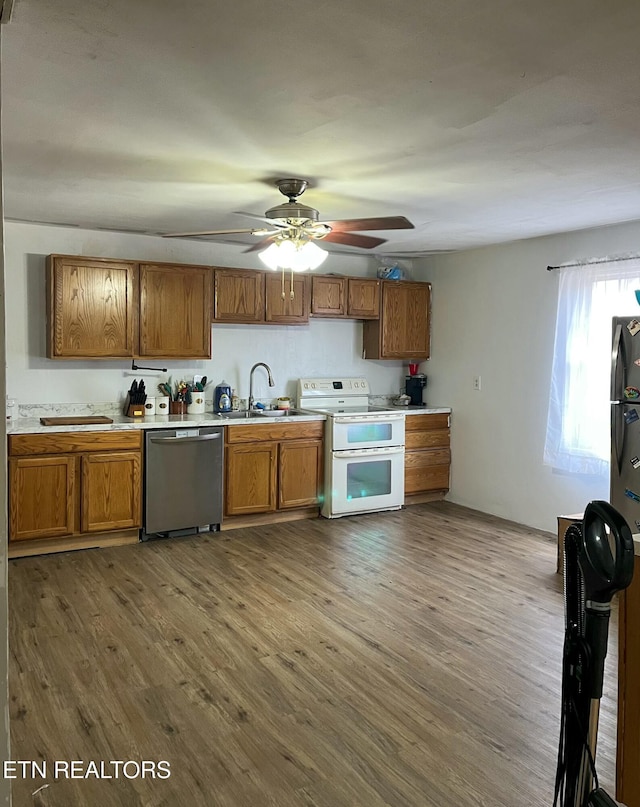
[8,502,618,806]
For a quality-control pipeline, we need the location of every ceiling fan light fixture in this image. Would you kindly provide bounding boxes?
[259,239,327,272]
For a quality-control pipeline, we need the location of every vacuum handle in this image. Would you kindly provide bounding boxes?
[581,500,634,604]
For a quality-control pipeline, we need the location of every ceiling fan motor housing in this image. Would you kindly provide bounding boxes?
[265,202,319,222]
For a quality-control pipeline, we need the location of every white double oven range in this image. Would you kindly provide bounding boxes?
[297,377,406,519]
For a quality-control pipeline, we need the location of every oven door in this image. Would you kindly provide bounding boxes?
[332,414,405,451]
[324,446,405,517]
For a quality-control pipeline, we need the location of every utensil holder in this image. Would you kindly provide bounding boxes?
[169,400,186,415]
[187,394,205,415]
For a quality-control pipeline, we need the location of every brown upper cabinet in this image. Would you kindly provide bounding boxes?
[265,273,311,324]
[213,267,265,323]
[138,263,211,358]
[213,267,310,325]
[362,280,431,359]
[47,256,137,358]
[347,278,380,319]
[311,276,380,319]
[47,255,212,359]
[311,275,347,317]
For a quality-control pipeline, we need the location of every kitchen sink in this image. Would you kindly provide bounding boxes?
[216,409,305,419]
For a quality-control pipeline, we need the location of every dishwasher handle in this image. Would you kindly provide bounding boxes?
[148,433,221,444]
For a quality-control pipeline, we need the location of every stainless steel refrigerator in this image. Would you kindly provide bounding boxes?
[611,316,640,531]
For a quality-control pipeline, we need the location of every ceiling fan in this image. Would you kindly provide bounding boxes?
[162,178,415,252]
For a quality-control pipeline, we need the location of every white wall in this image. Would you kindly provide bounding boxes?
[415,219,640,533]
[5,222,408,407]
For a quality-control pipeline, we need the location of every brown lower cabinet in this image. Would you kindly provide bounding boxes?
[224,421,323,518]
[617,555,640,806]
[8,431,142,557]
[404,413,451,499]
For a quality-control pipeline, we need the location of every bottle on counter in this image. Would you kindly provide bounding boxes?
[231,390,240,411]
[214,381,232,413]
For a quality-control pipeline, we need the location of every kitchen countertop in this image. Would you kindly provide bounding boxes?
[392,406,452,415]
[7,406,452,435]
[7,412,327,435]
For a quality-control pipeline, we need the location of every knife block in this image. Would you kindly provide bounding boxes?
[124,393,145,418]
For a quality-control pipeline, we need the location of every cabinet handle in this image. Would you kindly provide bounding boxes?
[149,434,221,444]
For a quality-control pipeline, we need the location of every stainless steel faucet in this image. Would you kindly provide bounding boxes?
[248,362,275,412]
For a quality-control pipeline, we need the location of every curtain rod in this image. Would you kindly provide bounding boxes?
[547,255,640,270]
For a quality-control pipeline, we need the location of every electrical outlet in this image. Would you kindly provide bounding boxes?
[473,376,481,391]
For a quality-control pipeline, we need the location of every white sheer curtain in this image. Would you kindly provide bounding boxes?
[544,259,640,475]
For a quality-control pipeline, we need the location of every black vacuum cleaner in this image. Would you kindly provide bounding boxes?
[553,500,635,807]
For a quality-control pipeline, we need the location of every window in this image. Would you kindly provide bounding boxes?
[544,259,640,475]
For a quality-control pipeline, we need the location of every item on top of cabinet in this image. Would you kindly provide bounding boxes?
[187,390,205,414]
[214,381,232,413]
[124,378,147,417]
[405,373,427,406]
[393,394,411,406]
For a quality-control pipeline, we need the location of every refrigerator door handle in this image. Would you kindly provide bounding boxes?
[611,323,626,402]
[612,403,625,474]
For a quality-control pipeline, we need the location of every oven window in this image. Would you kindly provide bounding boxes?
[346,423,392,444]
[346,460,392,499]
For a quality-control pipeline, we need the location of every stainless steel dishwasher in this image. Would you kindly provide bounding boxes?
[143,426,224,538]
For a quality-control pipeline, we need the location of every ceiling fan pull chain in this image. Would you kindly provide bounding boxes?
[281,267,286,300]
[290,267,295,300]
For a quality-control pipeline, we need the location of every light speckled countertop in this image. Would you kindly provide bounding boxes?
[393,407,451,416]
[7,405,451,435]
[8,412,326,435]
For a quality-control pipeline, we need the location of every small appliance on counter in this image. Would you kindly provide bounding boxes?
[214,380,232,413]
[405,364,427,407]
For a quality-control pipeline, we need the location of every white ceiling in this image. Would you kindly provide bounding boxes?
[3,0,640,255]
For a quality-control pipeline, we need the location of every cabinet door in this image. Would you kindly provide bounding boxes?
[139,263,212,358]
[47,256,136,358]
[265,273,311,324]
[404,449,451,494]
[363,281,431,359]
[278,439,323,509]
[214,268,265,323]
[9,456,76,541]
[311,276,346,317]
[81,451,142,532]
[225,442,277,515]
[348,278,380,319]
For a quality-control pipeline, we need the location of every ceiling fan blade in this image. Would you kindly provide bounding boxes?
[321,216,414,232]
[322,231,387,249]
[234,211,290,228]
[243,235,277,253]
[163,228,260,238]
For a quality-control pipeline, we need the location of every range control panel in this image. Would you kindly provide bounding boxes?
[297,377,371,398]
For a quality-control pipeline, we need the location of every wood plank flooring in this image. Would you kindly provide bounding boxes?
[8,502,618,806]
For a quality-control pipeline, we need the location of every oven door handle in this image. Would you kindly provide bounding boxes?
[334,447,405,458]
[333,415,404,424]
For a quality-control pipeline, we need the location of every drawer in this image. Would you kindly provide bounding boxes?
[404,448,451,468]
[9,430,142,456]
[405,413,450,431]
[405,429,450,450]
[226,421,324,444]
[405,463,450,494]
